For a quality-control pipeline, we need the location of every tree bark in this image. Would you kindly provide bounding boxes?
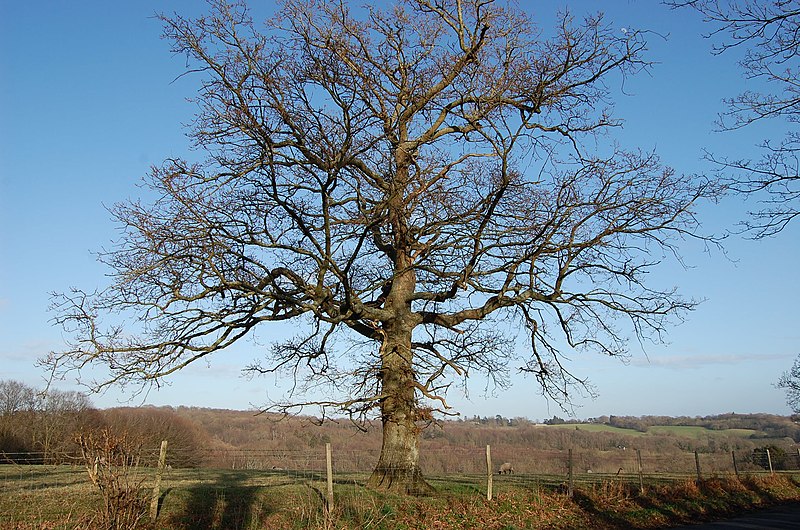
[366,320,434,495]
[366,256,434,495]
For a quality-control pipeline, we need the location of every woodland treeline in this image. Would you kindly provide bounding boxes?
[2,379,797,470]
[0,380,206,466]
[171,406,800,463]
[543,414,800,439]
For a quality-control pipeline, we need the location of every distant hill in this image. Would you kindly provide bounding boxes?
[541,413,800,440]
[8,377,792,469]
[160,407,799,457]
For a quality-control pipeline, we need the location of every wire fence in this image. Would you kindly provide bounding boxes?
[2,444,798,529]
[2,442,798,528]
[2,443,795,490]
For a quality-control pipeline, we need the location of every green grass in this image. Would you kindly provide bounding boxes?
[546,424,648,436]
[0,465,102,529]
[646,426,762,439]
[544,423,765,439]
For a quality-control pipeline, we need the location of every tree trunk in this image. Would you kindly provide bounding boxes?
[366,318,434,496]
[367,165,433,495]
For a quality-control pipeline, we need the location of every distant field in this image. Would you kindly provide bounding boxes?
[544,423,647,436]
[647,425,762,439]
[544,423,764,439]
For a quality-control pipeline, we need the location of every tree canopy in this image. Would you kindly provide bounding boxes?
[46,0,720,493]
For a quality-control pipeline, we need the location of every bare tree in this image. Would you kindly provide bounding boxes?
[669,0,800,237]
[36,388,93,463]
[0,380,95,463]
[777,357,800,413]
[46,0,719,494]
[0,380,38,459]
[0,380,37,416]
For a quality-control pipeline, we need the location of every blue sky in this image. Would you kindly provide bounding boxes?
[1,1,797,420]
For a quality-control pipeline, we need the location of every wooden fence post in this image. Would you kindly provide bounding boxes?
[636,449,644,494]
[150,440,168,522]
[567,449,574,498]
[694,451,701,482]
[325,443,334,512]
[766,448,774,475]
[732,451,739,477]
[486,445,493,501]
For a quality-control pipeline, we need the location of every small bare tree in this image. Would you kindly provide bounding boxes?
[777,357,800,413]
[77,429,149,530]
[47,0,719,494]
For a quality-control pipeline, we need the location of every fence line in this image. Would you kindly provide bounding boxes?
[2,442,797,526]
[2,442,798,530]
[3,444,795,484]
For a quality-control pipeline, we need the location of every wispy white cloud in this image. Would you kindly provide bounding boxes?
[631,352,792,370]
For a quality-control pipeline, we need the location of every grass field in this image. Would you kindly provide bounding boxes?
[2,464,799,529]
[545,424,647,436]
[545,423,765,439]
[646,426,761,439]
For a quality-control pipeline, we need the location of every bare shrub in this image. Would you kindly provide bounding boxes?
[76,429,149,530]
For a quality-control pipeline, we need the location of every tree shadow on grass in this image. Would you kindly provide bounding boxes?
[160,472,277,530]
[736,474,800,505]
[570,490,641,529]
[158,469,338,530]
[569,481,686,530]
[628,489,701,526]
